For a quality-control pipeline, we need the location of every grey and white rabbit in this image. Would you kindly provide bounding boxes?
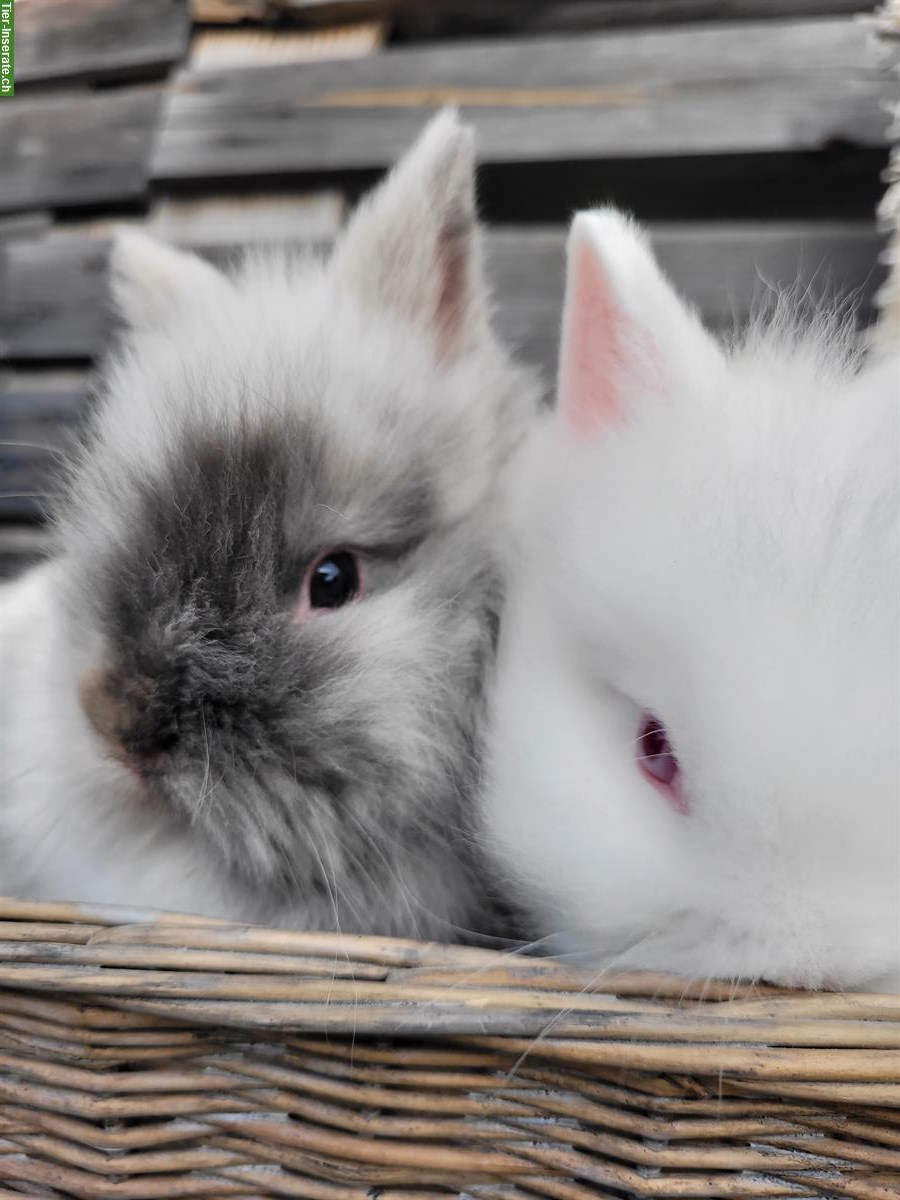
[485,208,900,992]
[0,112,540,937]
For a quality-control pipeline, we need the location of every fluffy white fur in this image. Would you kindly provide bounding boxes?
[1,558,243,917]
[486,209,900,992]
[0,112,539,932]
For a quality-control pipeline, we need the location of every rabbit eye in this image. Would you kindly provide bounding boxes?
[308,551,361,610]
[637,713,689,814]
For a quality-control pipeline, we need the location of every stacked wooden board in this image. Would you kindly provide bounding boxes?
[0,1,893,578]
[14,0,191,86]
[874,0,900,343]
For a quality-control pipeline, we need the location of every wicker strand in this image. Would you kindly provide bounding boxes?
[0,900,896,1198]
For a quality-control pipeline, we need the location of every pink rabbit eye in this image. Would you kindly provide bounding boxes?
[308,550,361,610]
[637,713,689,814]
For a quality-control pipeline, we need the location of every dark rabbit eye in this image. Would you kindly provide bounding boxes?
[308,551,361,610]
[637,712,689,814]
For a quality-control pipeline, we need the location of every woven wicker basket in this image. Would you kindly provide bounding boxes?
[0,898,897,1199]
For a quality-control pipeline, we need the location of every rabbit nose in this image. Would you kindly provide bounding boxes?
[78,667,129,758]
[78,666,173,768]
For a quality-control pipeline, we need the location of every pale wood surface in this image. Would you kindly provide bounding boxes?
[16,0,190,87]
[0,223,883,363]
[156,18,888,183]
[0,88,162,215]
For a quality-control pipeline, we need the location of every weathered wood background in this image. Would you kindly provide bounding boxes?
[0,0,893,577]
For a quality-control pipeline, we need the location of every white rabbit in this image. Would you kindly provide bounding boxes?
[485,208,900,992]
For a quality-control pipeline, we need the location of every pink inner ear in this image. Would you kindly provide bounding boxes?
[559,238,626,435]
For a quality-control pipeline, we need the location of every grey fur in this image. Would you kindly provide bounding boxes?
[0,112,541,940]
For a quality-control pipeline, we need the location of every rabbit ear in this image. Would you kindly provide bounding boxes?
[558,209,718,435]
[330,109,488,361]
[110,230,232,332]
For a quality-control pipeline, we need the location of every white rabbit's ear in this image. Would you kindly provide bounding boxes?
[330,109,488,361]
[110,229,232,332]
[558,209,718,435]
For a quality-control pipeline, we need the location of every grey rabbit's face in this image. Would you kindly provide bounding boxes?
[57,113,539,936]
[74,414,495,922]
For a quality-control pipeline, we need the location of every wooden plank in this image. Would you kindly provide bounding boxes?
[0,371,93,522]
[0,234,110,360]
[0,88,162,215]
[0,191,344,358]
[0,370,92,428]
[174,13,881,100]
[146,192,346,245]
[0,525,54,582]
[0,222,884,368]
[488,224,886,375]
[873,0,900,349]
[16,0,190,88]
[188,25,386,70]
[155,18,888,183]
[395,1,873,38]
[1,461,64,520]
[0,213,52,242]
[192,1,867,30]
[191,0,267,20]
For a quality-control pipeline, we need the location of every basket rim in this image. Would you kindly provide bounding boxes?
[1,897,897,1069]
